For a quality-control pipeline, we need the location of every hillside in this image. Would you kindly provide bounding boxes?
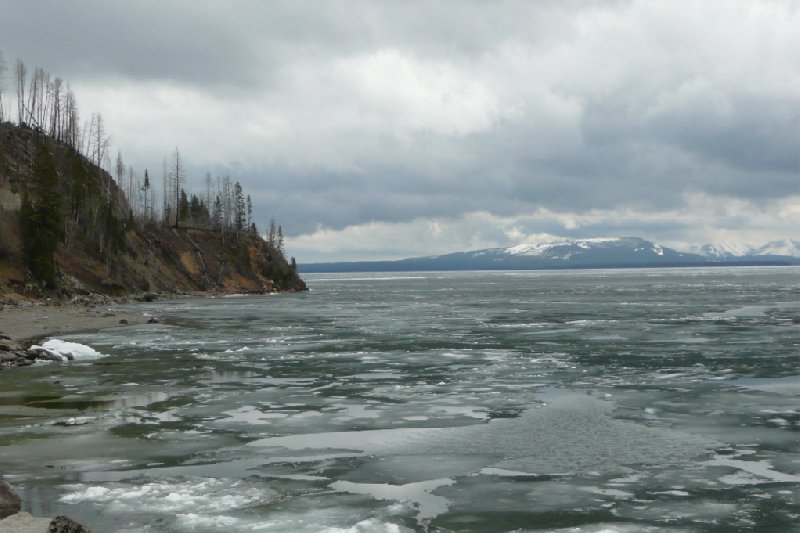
[0,122,306,300]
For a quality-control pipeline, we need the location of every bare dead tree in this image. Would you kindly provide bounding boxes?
[92,113,108,170]
[15,59,26,125]
[49,77,63,140]
[115,150,125,190]
[171,147,184,227]
[162,157,169,225]
[64,85,79,148]
[205,172,213,214]
[27,67,43,128]
[0,51,6,123]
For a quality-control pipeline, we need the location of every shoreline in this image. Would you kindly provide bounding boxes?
[0,301,155,346]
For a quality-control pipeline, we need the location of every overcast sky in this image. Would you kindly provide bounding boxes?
[1,0,798,261]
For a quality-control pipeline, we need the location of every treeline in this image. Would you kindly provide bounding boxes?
[0,52,103,167]
[0,52,286,253]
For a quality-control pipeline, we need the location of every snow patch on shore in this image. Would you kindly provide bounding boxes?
[34,339,106,360]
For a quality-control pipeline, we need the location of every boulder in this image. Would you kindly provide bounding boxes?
[49,515,91,533]
[0,353,18,363]
[0,481,21,519]
[0,511,51,533]
[26,348,64,362]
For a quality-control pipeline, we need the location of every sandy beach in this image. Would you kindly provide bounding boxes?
[0,303,154,344]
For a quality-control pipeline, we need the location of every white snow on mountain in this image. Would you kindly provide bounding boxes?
[693,239,800,258]
[751,239,800,258]
[505,238,625,257]
[693,242,755,258]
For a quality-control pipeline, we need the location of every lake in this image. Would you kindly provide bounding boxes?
[1,267,798,531]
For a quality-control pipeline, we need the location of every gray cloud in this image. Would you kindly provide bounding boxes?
[1,0,797,261]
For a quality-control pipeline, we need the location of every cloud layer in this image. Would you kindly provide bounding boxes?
[2,0,797,261]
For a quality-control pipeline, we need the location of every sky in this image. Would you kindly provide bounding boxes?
[1,0,798,262]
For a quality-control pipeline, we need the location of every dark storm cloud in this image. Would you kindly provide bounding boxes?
[1,0,797,260]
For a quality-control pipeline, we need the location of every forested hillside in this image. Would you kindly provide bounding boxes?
[0,122,306,299]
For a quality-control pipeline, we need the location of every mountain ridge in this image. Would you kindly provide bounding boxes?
[300,237,800,273]
[691,239,800,259]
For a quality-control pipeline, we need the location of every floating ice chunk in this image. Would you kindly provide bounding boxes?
[330,478,454,524]
[62,416,95,426]
[655,490,690,497]
[707,458,800,485]
[479,467,540,477]
[766,418,789,426]
[581,486,634,498]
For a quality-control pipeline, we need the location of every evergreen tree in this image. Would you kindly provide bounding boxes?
[178,188,189,224]
[142,169,150,220]
[268,218,277,248]
[19,144,62,288]
[212,195,223,230]
[234,181,245,231]
[246,195,252,227]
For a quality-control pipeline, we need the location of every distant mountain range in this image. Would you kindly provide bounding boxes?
[299,237,800,273]
[691,240,800,259]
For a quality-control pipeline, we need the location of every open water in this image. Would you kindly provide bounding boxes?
[0,267,798,532]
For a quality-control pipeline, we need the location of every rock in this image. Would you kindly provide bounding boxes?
[118,319,128,324]
[0,334,11,341]
[0,511,51,533]
[0,353,18,363]
[0,344,12,352]
[146,317,158,324]
[49,515,91,533]
[0,481,21,519]
[26,348,64,362]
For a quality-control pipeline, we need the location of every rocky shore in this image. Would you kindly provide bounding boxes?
[1,481,89,532]
[0,299,158,369]
[0,300,158,530]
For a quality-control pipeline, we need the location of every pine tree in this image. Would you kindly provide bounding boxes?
[212,195,223,231]
[234,181,245,231]
[142,169,150,220]
[246,195,253,227]
[20,144,62,288]
[178,188,189,225]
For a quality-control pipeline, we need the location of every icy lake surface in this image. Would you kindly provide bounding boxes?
[1,267,798,532]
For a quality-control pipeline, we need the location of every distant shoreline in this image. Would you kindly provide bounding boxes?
[300,260,800,274]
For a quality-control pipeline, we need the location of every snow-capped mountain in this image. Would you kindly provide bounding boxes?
[750,239,800,258]
[301,237,800,273]
[693,242,755,259]
[504,237,668,259]
[463,237,680,263]
[694,239,800,259]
